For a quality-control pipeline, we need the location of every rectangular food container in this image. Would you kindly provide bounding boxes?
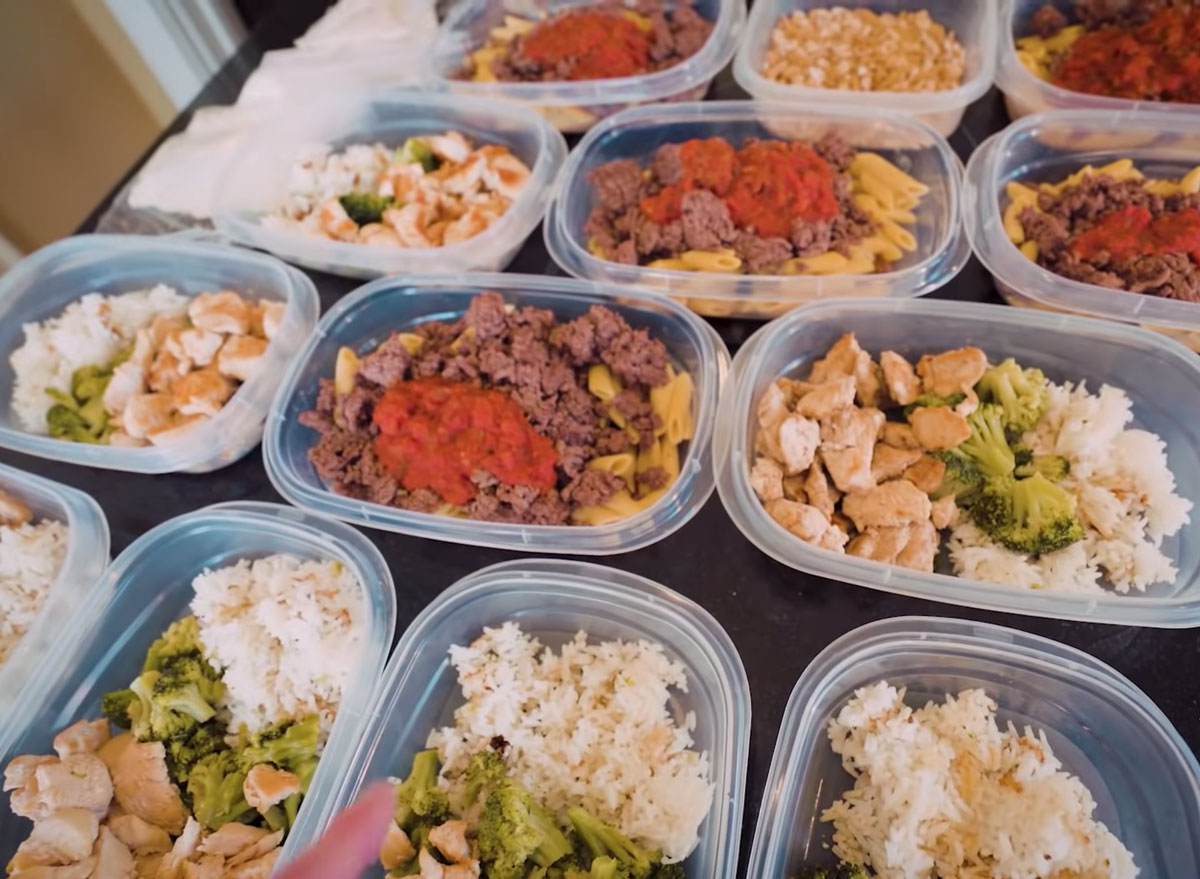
[544,101,970,320]
[263,273,728,554]
[0,501,397,865]
[714,297,1200,626]
[966,109,1200,350]
[0,462,109,731]
[732,0,996,137]
[0,234,320,473]
[213,91,567,279]
[427,0,746,134]
[745,617,1200,878]
[303,559,750,878]
[997,0,1200,120]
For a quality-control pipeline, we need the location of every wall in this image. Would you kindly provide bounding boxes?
[0,1,168,255]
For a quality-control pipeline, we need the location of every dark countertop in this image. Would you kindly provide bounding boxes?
[4,0,1197,871]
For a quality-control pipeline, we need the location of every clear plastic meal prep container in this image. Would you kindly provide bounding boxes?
[263,273,728,554]
[714,297,1200,627]
[213,91,568,280]
[427,0,746,134]
[745,617,1200,878]
[305,559,751,877]
[0,462,109,722]
[544,101,970,320]
[966,110,1200,350]
[732,0,997,138]
[997,0,1200,121]
[0,501,397,864]
[0,234,320,473]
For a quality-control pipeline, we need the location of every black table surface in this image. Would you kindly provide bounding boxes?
[6,0,1198,869]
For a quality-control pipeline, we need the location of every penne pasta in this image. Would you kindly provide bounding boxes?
[647,257,690,271]
[879,219,917,252]
[587,364,621,402]
[680,249,742,273]
[589,453,637,491]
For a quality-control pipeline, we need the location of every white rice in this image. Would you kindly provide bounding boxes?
[949,381,1191,594]
[822,681,1138,879]
[190,553,365,737]
[0,518,68,666]
[428,622,713,863]
[9,285,190,433]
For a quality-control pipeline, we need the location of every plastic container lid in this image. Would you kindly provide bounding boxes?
[213,91,568,279]
[0,462,109,730]
[544,101,970,320]
[714,297,1200,626]
[427,0,746,133]
[966,109,1200,334]
[745,617,1200,877]
[305,559,750,877]
[996,0,1200,120]
[263,273,728,554]
[0,501,397,864]
[732,0,997,138]
[0,234,320,473]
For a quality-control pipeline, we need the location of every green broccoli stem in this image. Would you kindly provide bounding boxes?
[567,808,653,878]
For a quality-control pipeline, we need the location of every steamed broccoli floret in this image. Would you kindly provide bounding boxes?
[101,689,137,729]
[152,677,217,724]
[977,358,1049,434]
[567,855,626,879]
[127,671,159,741]
[166,720,228,784]
[143,617,207,673]
[903,392,966,420]
[394,749,451,830]
[958,404,1016,479]
[236,714,319,773]
[157,652,225,705]
[1015,454,1070,481]
[71,364,111,402]
[46,403,105,444]
[399,137,438,173]
[649,862,686,879]
[480,778,574,879]
[464,748,510,807]
[932,448,984,503]
[567,808,654,879]
[339,192,395,226]
[972,473,1084,556]
[188,751,254,829]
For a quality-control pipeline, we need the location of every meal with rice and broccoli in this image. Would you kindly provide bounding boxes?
[751,333,1191,593]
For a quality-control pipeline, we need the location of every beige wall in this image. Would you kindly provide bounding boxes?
[0,1,168,253]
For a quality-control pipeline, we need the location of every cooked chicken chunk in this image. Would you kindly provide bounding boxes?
[916,347,988,397]
[749,457,785,503]
[197,823,267,858]
[102,361,147,419]
[147,414,209,447]
[5,755,55,792]
[112,741,188,835]
[956,387,980,417]
[52,719,110,759]
[880,350,921,406]
[820,407,883,452]
[181,855,225,879]
[847,525,913,565]
[896,519,939,572]
[255,300,286,341]
[781,475,807,503]
[795,377,856,420]
[155,817,202,879]
[756,381,789,429]
[171,369,234,418]
[776,377,814,407]
[931,495,959,530]
[444,863,482,879]
[175,328,226,369]
[809,333,862,382]
[815,523,850,553]
[9,859,96,879]
[419,847,445,879]
[122,394,174,441]
[821,446,875,495]
[243,764,300,814]
[804,460,839,518]
[188,291,252,335]
[0,487,33,527]
[226,850,280,879]
[108,814,171,856]
[148,314,187,349]
[880,421,920,450]
[871,444,923,484]
[854,357,886,408]
[17,808,99,866]
[903,455,947,494]
[380,823,417,871]
[765,499,830,541]
[430,820,472,864]
[147,349,187,395]
[225,831,282,868]
[841,480,932,531]
[909,406,971,451]
[133,853,164,879]
[92,827,136,879]
[97,734,133,778]
[216,335,268,383]
[777,414,820,475]
[35,754,112,817]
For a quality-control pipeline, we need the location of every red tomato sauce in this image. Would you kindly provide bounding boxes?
[1054,7,1200,103]
[1071,206,1200,265]
[638,138,838,239]
[372,378,557,506]
[521,11,651,81]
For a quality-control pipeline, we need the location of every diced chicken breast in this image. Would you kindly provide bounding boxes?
[896,519,939,572]
[216,335,268,383]
[256,300,286,341]
[903,456,947,495]
[188,291,252,335]
[880,421,921,450]
[820,407,884,452]
[133,853,163,879]
[909,406,971,451]
[5,755,55,792]
[429,131,472,164]
[854,357,886,408]
[35,754,112,817]
[97,734,133,778]
[841,479,932,531]
[430,820,472,864]
[847,525,913,565]
[0,488,33,527]
[916,346,988,397]
[147,348,187,395]
[52,720,110,759]
[815,523,850,553]
[776,377,814,406]
[225,832,282,868]
[19,808,99,866]
[795,377,856,420]
[804,460,839,518]
[112,741,188,836]
[108,814,172,856]
[242,764,300,814]
[155,817,202,879]
[756,382,788,432]
[956,387,980,417]
[102,362,147,418]
[931,495,959,530]
[171,369,234,418]
[148,314,187,349]
[122,394,174,441]
[197,824,267,858]
[880,351,922,406]
[781,475,807,503]
[92,827,136,879]
[777,414,821,475]
[380,823,416,871]
[765,499,830,542]
[809,333,862,382]
[419,847,445,879]
[359,222,405,247]
[181,855,225,879]
[226,850,280,879]
[749,457,785,503]
[444,863,482,879]
[9,858,96,879]
[821,446,875,495]
[871,444,924,484]
[176,329,226,368]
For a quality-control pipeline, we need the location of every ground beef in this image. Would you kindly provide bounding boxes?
[589,159,645,214]
[1031,4,1070,35]
[299,293,680,525]
[651,143,685,185]
[681,190,737,251]
[734,233,795,274]
[812,134,857,172]
[638,467,671,491]
[1019,172,1200,302]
